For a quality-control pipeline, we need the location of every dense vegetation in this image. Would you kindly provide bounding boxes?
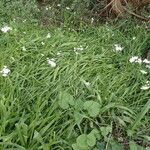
[0,0,150,149]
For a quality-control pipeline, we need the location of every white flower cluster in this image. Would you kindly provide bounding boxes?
[74,46,84,54]
[0,66,11,77]
[47,58,56,67]
[1,26,12,33]
[113,44,124,52]
[129,56,150,90]
[141,81,150,90]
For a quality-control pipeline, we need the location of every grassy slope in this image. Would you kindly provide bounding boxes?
[0,18,150,149]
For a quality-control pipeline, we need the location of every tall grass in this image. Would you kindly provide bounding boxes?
[0,0,150,149]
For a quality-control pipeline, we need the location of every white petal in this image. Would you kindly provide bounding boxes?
[143,59,150,64]
[114,44,123,52]
[140,70,147,74]
[46,33,51,38]
[129,56,139,63]
[0,66,11,77]
[47,58,56,67]
[140,85,150,90]
[1,26,12,33]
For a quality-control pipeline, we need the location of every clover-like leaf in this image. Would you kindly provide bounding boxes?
[58,91,74,109]
[76,134,88,149]
[87,132,96,147]
[83,100,100,117]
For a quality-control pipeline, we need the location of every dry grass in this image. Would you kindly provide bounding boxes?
[103,0,150,21]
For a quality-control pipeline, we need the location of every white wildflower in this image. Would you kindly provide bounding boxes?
[45,7,48,10]
[140,81,150,90]
[132,37,136,40]
[74,46,83,51]
[74,46,84,54]
[1,26,12,33]
[66,7,70,10]
[114,44,124,52]
[140,85,150,90]
[91,18,94,24]
[47,58,56,67]
[140,70,148,74]
[57,52,61,55]
[129,56,139,63]
[143,59,150,64]
[46,33,51,38]
[0,66,11,77]
[57,4,61,7]
[22,46,26,51]
[41,42,45,45]
[23,20,26,23]
[129,56,142,64]
[136,58,142,64]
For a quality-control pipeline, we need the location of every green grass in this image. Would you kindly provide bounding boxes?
[0,3,150,149]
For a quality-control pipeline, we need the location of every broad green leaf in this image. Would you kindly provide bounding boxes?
[87,133,96,147]
[83,101,100,117]
[100,126,112,138]
[90,129,101,140]
[76,134,88,149]
[58,91,74,109]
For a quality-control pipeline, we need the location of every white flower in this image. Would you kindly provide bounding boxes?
[140,70,148,74]
[83,80,91,87]
[22,46,26,51]
[132,37,136,40]
[146,65,150,69]
[136,58,142,64]
[129,56,139,63]
[146,81,150,84]
[91,18,94,24]
[46,33,51,38]
[57,52,61,55]
[41,42,45,45]
[66,7,70,10]
[114,44,123,52]
[129,56,142,64]
[140,81,150,90]
[74,46,84,54]
[140,85,150,90]
[23,20,26,23]
[0,66,11,77]
[45,7,48,10]
[143,59,150,64]
[1,26,12,33]
[47,58,56,67]
[57,4,61,7]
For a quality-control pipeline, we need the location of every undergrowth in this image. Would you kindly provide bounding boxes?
[0,0,150,150]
